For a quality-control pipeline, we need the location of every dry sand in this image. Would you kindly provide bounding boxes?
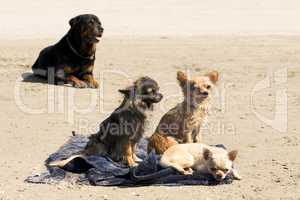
[0,35,299,199]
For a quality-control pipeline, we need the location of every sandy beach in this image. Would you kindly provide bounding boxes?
[1,1,300,199]
[0,36,299,199]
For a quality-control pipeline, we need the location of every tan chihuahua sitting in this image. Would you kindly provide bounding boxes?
[159,143,242,181]
[148,70,219,154]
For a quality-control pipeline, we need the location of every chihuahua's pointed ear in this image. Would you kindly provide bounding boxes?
[228,150,238,161]
[69,16,79,27]
[177,71,188,86]
[203,148,213,160]
[206,71,219,84]
[118,88,131,96]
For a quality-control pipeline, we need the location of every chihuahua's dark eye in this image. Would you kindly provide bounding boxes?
[207,85,211,89]
[223,169,229,173]
[190,83,196,90]
[211,167,217,171]
[146,88,153,93]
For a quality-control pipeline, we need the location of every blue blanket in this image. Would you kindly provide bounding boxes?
[25,135,235,186]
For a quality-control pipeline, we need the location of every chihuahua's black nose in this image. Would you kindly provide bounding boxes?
[202,91,208,96]
[154,93,163,102]
[216,174,223,179]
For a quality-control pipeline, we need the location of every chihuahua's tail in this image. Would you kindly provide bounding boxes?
[147,133,178,155]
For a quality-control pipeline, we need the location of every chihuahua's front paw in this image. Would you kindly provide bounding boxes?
[127,158,138,167]
[133,154,142,162]
[194,135,202,143]
[232,169,242,180]
[128,162,138,167]
[183,168,194,175]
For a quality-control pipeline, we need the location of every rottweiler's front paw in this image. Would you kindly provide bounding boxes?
[87,79,99,89]
[74,80,88,88]
[83,75,99,89]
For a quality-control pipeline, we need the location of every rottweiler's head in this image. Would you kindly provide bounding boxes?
[69,14,104,43]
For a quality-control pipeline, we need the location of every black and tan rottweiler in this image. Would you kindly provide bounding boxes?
[32,14,104,88]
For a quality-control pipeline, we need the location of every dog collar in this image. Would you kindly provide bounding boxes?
[66,37,95,60]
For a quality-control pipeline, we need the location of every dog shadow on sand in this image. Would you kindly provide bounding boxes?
[22,72,72,87]
[22,72,48,84]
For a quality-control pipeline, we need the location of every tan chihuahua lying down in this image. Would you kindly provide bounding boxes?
[159,143,242,181]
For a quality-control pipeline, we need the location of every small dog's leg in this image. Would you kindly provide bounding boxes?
[184,130,193,143]
[160,153,194,175]
[133,154,142,162]
[232,168,242,180]
[184,167,194,175]
[83,74,99,88]
[171,163,192,175]
[194,134,202,143]
[132,143,142,162]
[67,75,87,88]
[126,143,137,167]
[192,126,202,143]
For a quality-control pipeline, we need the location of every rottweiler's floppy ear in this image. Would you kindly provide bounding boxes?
[206,71,219,84]
[177,71,188,86]
[203,148,213,160]
[69,16,80,27]
[228,150,238,161]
